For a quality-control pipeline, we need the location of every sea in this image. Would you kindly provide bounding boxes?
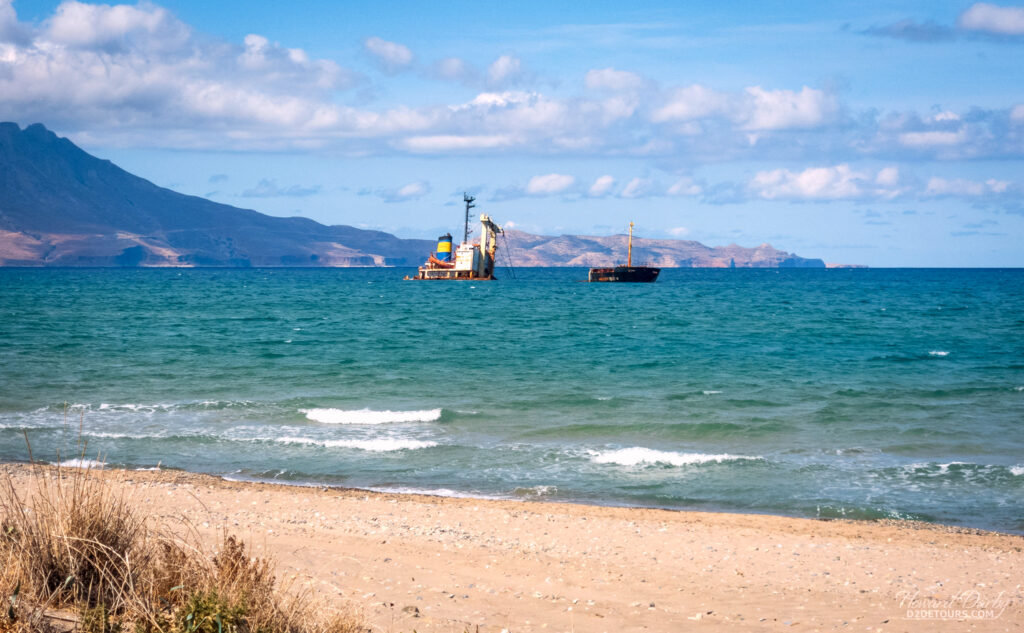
[1,268,1021,533]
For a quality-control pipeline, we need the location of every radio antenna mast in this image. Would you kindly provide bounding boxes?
[463,193,476,244]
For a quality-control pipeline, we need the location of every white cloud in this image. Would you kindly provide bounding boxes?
[364,36,413,73]
[526,173,575,195]
[750,164,868,200]
[925,177,1009,196]
[588,174,615,196]
[242,178,320,197]
[928,110,960,123]
[431,57,477,84]
[585,67,645,92]
[1011,104,1024,122]
[668,227,690,237]
[379,180,431,202]
[46,0,188,51]
[742,86,837,130]
[398,134,518,152]
[875,166,900,187]
[667,178,702,196]
[958,3,1024,35]
[898,129,967,147]
[620,177,654,198]
[651,84,731,122]
[651,84,837,131]
[487,55,523,86]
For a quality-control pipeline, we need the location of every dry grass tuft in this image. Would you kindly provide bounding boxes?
[0,460,365,633]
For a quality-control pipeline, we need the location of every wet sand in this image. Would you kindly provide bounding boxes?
[3,463,1021,632]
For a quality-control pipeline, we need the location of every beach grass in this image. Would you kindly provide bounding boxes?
[0,453,363,633]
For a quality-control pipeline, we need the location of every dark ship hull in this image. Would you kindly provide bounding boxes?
[588,266,660,283]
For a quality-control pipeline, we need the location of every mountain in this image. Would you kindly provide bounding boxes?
[504,230,824,268]
[0,122,433,266]
[0,122,826,268]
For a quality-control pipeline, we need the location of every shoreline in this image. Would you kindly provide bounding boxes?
[4,462,1021,632]
[28,458,1024,537]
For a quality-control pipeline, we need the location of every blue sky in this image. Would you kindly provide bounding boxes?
[2,0,1023,265]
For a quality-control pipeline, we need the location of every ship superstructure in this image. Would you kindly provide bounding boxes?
[406,194,504,281]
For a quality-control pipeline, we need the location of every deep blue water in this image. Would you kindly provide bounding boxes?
[1,268,1022,532]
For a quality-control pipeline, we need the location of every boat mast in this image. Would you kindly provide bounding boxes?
[628,222,634,267]
[463,193,476,244]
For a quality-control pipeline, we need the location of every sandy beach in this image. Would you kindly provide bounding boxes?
[2,463,1020,632]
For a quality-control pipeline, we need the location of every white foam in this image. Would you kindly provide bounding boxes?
[589,447,761,467]
[370,486,491,499]
[274,437,436,451]
[55,459,105,469]
[702,390,723,395]
[1015,386,1024,392]
[302,408,442,425]
[928,350,950,357]
[1010,466,1024,476]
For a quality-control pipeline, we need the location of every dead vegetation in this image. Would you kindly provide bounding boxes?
[0,458,364,633]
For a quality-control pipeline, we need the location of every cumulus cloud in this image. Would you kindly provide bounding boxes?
[399,134,519,152]
[650,84,837,131]
[46,0,189,51]
[242,178,321,197]
[377,180,432,203]
[651,84,732,123]
[958,3,1024,35]
[364,36,414,73]
[584,67,645,92]
[430,57,478,84]
[742,86,838,130]
[0,0,367,148]
[620,177,655,198]
[0,0,1018,163]
[925,177,1009,196]
[667,178,702,196]
[487,55,523,86]
[898,129,968,147]
[588,175,615,197]
[526,173,575,195]
[749,164,907,200]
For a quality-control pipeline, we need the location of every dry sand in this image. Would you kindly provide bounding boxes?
[3,463,1021,632]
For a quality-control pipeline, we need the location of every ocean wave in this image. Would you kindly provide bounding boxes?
[54,459,106,469]
[928,350,950,357]
[1010,465,1024,476]
[702,390,723,395]
[271,436,437,451]
[588,447,762,467]
[302,407,442,425]
[513,485,557,497]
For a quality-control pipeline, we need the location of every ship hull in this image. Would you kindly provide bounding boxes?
[406,268,495,281]
[588,266,660,283]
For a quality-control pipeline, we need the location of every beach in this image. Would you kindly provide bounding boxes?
[3,463,1019,632]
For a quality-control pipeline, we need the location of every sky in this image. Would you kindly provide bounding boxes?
[1,0,1023,266]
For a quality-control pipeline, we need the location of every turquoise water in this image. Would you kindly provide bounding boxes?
[1,268,1022,532]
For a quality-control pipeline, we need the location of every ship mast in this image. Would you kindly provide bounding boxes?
[627,222,634,267]
[463,193,476,244]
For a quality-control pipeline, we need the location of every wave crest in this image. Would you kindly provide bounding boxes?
[302,408,442,424]
[589,447,762,467]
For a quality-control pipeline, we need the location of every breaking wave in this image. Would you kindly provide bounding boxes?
[302,408,442,424]
[588,447,762,467]
[271,436,437,451]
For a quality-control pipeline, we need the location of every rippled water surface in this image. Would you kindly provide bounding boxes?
[1,268,1021,531]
